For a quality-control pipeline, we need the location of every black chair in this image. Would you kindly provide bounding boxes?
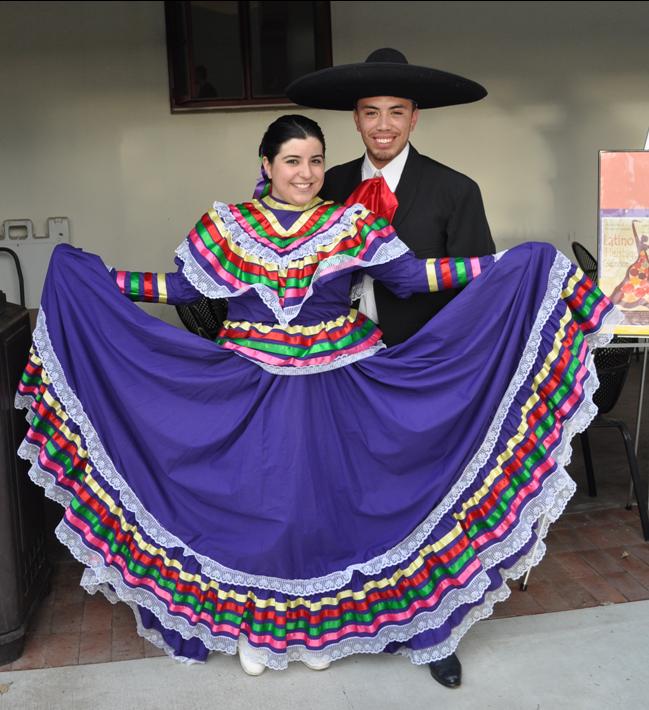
[176,298,228,340]
[578,344,649,540]
[571,241,598,282]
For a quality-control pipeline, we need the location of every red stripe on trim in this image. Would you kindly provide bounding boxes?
[143,272,154,301]
[439,259,454,290]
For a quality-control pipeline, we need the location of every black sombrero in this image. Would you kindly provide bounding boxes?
[286,48,487,111]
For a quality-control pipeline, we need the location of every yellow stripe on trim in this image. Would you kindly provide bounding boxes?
[258,196,325,214]
[248,198,330,235]
[425,259,439,292]
[222,311,359,336]
[561,271,582,299]
[157,274,168,304]
[26,349,43,368]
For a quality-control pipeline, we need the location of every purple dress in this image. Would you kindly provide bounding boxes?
[16,195,618,668]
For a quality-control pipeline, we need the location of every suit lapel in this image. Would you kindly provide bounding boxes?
[393,146,422,229]
[344,157,364,200]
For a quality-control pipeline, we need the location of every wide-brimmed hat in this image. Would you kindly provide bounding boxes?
[286,48,486,111]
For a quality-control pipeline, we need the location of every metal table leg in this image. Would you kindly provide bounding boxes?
[626,347,648,509]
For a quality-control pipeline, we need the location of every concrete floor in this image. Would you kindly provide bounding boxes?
[1,601,646,710]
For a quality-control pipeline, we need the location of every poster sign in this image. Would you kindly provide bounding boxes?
[599,150,649,335]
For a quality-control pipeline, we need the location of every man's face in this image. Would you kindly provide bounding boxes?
[353,96,419,169]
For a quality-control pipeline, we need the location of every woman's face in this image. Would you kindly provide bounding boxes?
[262,136,325,206]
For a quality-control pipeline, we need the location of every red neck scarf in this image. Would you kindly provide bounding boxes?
[344,176,399,223]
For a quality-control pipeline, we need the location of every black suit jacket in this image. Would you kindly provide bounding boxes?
[321,145,494,345]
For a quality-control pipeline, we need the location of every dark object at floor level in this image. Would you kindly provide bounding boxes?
[579,345,649,540]
[0,299,52,664]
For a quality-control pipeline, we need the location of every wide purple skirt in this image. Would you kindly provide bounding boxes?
[15,243,617,667]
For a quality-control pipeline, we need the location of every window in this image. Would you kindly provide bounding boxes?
[165,1,332,111]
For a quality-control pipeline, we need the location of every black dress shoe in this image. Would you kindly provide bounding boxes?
[428,653,462,688]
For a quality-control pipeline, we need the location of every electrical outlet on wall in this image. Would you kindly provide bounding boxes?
[2,219,34,240]
[47,217,70,242]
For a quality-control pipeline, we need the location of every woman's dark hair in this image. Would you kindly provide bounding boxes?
[259,115,325,163]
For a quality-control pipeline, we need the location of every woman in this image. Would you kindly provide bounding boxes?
[16,115,619,677]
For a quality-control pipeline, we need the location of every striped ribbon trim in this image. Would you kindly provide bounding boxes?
[215,310,382,368]
[561,264,613,336]
[425,256,494,292]
[113,271,168,303]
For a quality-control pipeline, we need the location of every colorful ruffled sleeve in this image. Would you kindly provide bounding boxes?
[423,255,497,292]
[366,248,497,298]
[110,258,202,305]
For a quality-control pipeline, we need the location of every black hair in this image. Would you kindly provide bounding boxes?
[259,115,325,163]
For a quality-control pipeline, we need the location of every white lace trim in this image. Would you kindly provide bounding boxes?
[587,304,625,348]
[231,341,387,376]
[175,209,409,326]
[23,449,75,508]
[15,255,614,595]
[350,278,365,303]
[14,392,36,411]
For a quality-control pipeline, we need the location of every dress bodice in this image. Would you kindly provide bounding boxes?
[172,195,408,373]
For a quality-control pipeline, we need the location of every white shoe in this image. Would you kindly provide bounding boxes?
[302,654,331,671]
[238,636,266,676]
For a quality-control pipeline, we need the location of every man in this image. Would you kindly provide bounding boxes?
[288,48,494,347]
[287,48,495,687]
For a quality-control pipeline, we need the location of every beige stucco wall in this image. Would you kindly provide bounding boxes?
[1,1,648,316]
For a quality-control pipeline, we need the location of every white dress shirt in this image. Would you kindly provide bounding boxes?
[361,143,410,191]
[357,144,410,323]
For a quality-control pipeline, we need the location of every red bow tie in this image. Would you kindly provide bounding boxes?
[344,176,399,223]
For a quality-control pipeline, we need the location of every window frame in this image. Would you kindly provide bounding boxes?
[164,1,332,112]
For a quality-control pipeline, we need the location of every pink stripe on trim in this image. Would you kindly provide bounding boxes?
[17,383,39,395]
[27,428,49,447]
[580,297,609,332]
[37,443,74,478]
